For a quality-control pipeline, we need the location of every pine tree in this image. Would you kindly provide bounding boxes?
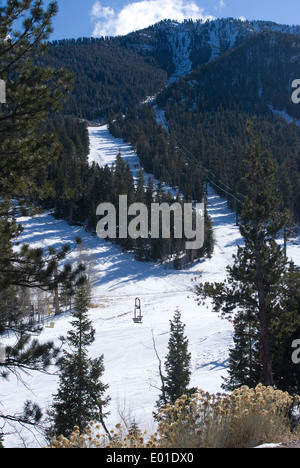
[0,1,85,439]
[0,0,83,289]
[271,262,300,394]
[223,311,261,391]
[135,168,147,204]
[195,120,293,388]
[52,281,110,438]
[156,308,194,412]
[0,0,78,293]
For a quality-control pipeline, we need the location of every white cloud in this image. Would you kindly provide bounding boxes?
[214,0,226,12]
[90,0,215,37]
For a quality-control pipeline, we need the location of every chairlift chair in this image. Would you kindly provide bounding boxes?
[133,297,143,323]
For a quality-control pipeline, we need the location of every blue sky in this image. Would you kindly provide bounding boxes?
[48,0,300,40]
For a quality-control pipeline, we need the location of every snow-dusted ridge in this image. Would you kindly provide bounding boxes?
[135,18,300,83]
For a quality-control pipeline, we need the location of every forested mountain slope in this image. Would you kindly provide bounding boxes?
[122,18,300,80]
[42,18,300,221]
[43,38,167,120]
[43,18,300,120]
[153,31,300,219]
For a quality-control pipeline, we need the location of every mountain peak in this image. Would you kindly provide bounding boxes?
[123,17,300,82]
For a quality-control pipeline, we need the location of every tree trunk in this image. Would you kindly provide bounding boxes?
[253,216,274,386]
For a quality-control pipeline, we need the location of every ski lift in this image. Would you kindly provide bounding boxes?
[133,298,143,324]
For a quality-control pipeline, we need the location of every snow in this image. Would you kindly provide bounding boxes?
[268,105,300,126]
[88,124,177,196]
[1,124,300,448]
[166,24,193,84]
[88,126,140,171]
[253,443,281,448]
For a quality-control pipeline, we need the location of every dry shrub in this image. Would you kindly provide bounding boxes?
[156,384,300,448]
[48,421,158,449]
[48,385,300,449]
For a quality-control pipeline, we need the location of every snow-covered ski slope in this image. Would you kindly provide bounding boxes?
[2,125,300,447]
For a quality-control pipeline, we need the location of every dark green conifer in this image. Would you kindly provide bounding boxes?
[156,308,194,413]
[52,281,110,437]
[0,0,84,439]
[195,121,293,388]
